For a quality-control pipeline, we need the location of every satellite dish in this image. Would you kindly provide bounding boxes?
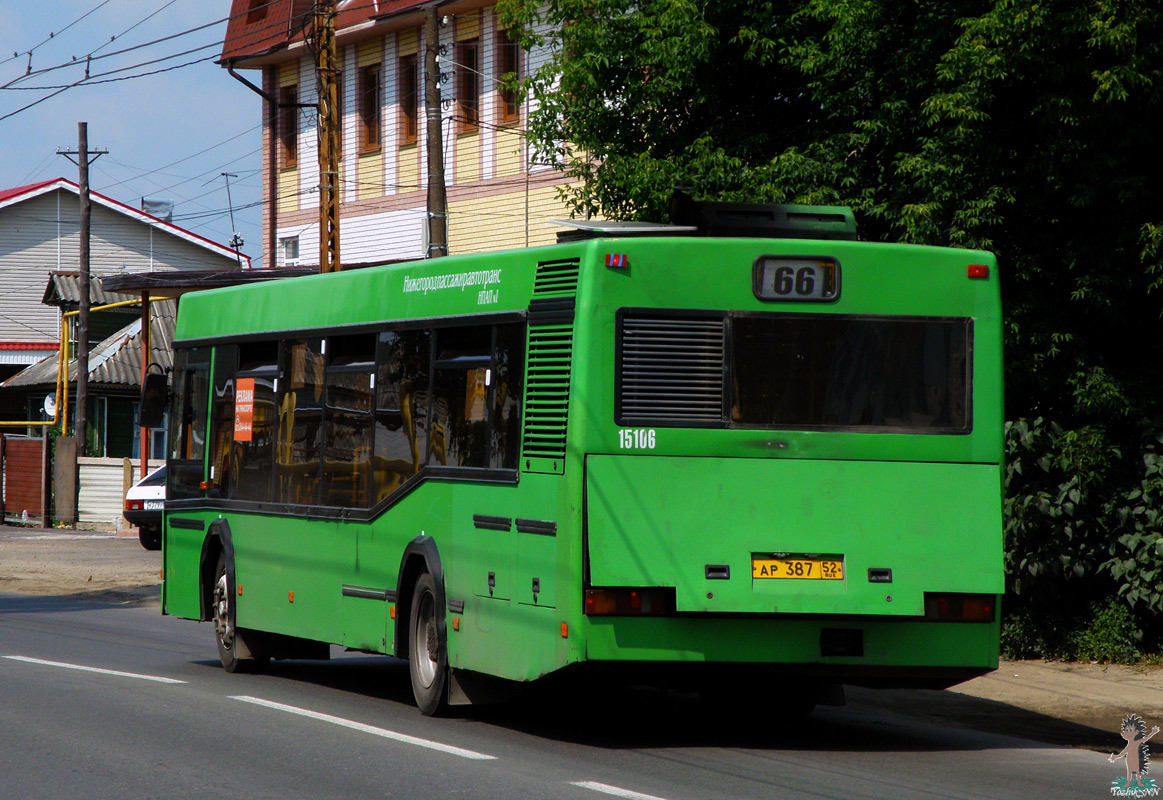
[43,393,56,417]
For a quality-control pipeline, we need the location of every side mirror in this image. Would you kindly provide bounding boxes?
[140,371,169,429]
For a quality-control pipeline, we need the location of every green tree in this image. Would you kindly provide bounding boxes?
[499,0,1163,649]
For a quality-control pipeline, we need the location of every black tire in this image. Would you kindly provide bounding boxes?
[408,572,448,715]
[138,526,161,551]
[212,553,269,674]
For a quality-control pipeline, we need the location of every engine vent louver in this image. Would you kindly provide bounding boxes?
[521,324,573,459]
[619,316,725,422]
[532,258,580,296]
[520,258,580,469]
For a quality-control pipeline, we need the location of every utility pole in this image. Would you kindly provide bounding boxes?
[425,7,448,258]
[57,122,106,526]
[315,0,341,272]
[221,172,244,268]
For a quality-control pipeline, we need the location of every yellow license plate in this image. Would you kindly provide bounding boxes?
[752,558,844,580]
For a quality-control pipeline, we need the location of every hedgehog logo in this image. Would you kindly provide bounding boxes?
[1110,714,1160,795]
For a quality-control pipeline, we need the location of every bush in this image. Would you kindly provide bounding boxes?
[1001,598,1140,663]
[999,606,1072,660]
[1002,418,1163,659]
[1102,431,1163,615]
[1067,599,1141,664]
[1003,418,1115,624]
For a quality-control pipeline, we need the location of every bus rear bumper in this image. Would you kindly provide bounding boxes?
[583,613,999,690]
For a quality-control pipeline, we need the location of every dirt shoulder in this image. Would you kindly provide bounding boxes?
[1,526,1159,753]
[851,659,1163,754]
[0,528,160,606]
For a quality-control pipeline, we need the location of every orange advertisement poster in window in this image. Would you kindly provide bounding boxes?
[234,377,255,442]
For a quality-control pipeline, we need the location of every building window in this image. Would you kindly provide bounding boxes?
[279,85,298,168]
[456,39,480,134]
[246,0,267,22]
[133,405,170,460]
[398,53,418,145]
[280,236,300,266]
[359,63,383,152]
[495,29,521,124]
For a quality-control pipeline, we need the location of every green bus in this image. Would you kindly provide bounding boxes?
[162,201,1002,715]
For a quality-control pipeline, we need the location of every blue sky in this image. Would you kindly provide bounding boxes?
[0,0,265,265]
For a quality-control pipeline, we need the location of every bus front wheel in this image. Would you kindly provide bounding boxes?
[212,553,269,674]
[408,572,448,715]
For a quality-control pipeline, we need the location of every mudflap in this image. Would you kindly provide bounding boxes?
[448,667,519,706]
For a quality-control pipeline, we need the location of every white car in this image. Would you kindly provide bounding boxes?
[124,465,165,550]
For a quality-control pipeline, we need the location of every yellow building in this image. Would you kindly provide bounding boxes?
[220,0,572,268]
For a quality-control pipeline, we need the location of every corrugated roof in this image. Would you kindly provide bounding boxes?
[101,266,317,297]
[2,301,175,390]
[43,271,137,308]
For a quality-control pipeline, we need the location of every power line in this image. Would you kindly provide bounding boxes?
[0,1,541,258]
[0,82,79,123]
[89,0,184,59]
[109,125,261,180]
[16,151,56,185]
[0,6,294,126]
[1,0,311,91]
[0,0,115,70]
[3,50,221,93]
[2,3,272,89]
[98,156,256,196]
[1,0,445,96]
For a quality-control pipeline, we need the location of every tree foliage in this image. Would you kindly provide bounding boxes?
[498,0,1163,649]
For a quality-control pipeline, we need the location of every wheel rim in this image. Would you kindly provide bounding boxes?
[411,589,437,688]
[213,571,234,652]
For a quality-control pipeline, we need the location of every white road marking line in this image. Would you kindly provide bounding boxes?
[2,655,186,684]
[230,695,496,761]
[570,781,670,800]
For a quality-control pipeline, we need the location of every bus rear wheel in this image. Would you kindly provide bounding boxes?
[212,553,269,674]
[408,572,448,715]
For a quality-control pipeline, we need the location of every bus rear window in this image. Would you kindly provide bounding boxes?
[731,315,970,432]
[617,311,971,433]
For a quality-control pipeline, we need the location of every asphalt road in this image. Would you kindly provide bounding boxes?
[0,592,1115,800]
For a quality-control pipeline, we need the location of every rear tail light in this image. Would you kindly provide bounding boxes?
[584,587,674,616]
[125,499,143,511]
[924,593,997,622]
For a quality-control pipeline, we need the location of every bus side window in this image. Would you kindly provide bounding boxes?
[234,342,279,503]
[167,347,210,501]
[208,345,239,498]
[321,335,376,508]
[430,326,491,468]
[278,338,325,505]
[491,323,524,469]
[375,329,429,502]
